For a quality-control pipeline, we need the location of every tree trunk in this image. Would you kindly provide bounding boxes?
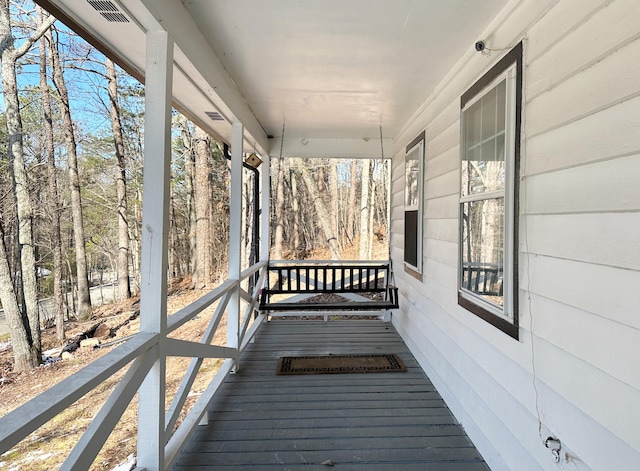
[2,40,40,352]
[131,186,142,290]
[290,170,301,254]
[0,222,38,371]
[192,127,212,288]
[368,175,375,258]
[49,27,92,320]
[180,121,197,282]
[359,159,371,259]
[329,161,341,249]
[273,155,285,259]
[0,0,55,370]
[346,160,358,244]
[295,159,341,260]
[168,193,177,278]
[105,57,131,301]
[207,145,218,278]
[40,11,65,341]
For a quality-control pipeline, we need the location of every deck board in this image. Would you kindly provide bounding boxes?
[172,320,489,470]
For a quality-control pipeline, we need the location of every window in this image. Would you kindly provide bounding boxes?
[458,42,522,339]
[404,132,424,278]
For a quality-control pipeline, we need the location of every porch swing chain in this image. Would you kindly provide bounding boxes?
[279,121,285,160]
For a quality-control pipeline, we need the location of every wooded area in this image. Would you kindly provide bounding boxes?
[0,1,389,373]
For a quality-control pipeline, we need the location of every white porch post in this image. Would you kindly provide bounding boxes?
[137,30,173,471]
[260,153,271,263]
[228,122,243,369]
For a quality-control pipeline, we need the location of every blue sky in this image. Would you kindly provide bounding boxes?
[0,8,132,137]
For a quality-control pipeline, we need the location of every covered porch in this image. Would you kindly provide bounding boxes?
[3,0,637,470]
[2,0,509,469]
[173,319,488,471]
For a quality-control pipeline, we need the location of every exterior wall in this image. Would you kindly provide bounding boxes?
[390,0,640,470]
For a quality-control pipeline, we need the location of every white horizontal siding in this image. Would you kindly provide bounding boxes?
[424,169,458,200]
[525,213,640,270]
[527,36,640,137]
[424,238,457,268]
[526,97,640,176]
[424,217,458,244]
[524,154,640,214]
[426,148,459,201]
[526,255,640,329]
[389,0,640,469]
[526,0,609,62]
[424,194,458,220]
[530,293,640,392]
[425,120,459,164]
[527,0,640,100]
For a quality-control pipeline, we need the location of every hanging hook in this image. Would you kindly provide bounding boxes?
[279,122,285,160]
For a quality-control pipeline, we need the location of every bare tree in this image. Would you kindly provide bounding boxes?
[290,170,301,254]
[49,26,92,319]
[346,159,358,244]
[191,126,212,288]
[105,57,131,300]
[329,160,341,250]
[39,7,65,340]
[0,221,38,371]
[178,117,197,278]
[359,159,371,259]
[294,159,341,260]
[273,154,285,259]
[0,0,56,370]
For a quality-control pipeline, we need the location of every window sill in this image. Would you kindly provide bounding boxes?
[404,264,423,282]
[458,292,518,340]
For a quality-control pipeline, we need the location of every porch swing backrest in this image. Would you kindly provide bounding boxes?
[259,262,399,312]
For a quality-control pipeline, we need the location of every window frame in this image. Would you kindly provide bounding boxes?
[457,42,522,340]
[404,131,425,279]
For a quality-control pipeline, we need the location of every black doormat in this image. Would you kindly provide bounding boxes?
[277,354,407,375]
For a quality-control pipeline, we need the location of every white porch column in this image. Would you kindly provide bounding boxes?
[137,30,173,471]
[228,122,243,367]
[260,153,271,262]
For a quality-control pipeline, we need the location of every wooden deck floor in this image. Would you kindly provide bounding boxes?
[172,320,489,470]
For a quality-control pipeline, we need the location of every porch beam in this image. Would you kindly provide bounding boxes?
[139,0,269,154]
[270,137,394,159]
[137,29,173,471]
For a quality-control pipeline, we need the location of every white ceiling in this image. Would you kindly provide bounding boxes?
[183,0,509,140]
[38,0,510,152]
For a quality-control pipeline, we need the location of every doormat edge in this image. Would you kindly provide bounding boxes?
[276,353,407,375]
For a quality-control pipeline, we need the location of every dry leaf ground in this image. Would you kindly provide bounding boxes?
[0,278,226,470]
[0,239,389,470]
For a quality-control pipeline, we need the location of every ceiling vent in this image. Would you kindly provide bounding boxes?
[87,0,129,23]
[205,111,225,122]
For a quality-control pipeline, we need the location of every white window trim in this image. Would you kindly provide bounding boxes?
[459,66,517,321]
[457,41,522,340]
[404,134,424,276]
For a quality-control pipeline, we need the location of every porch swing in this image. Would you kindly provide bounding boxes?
[259,124,399,316]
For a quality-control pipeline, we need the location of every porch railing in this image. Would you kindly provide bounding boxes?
[461,262,503,297]
[0,260,267,471]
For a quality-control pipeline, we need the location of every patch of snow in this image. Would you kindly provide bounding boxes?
[41,356,62,367]
[111,453,136,471]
